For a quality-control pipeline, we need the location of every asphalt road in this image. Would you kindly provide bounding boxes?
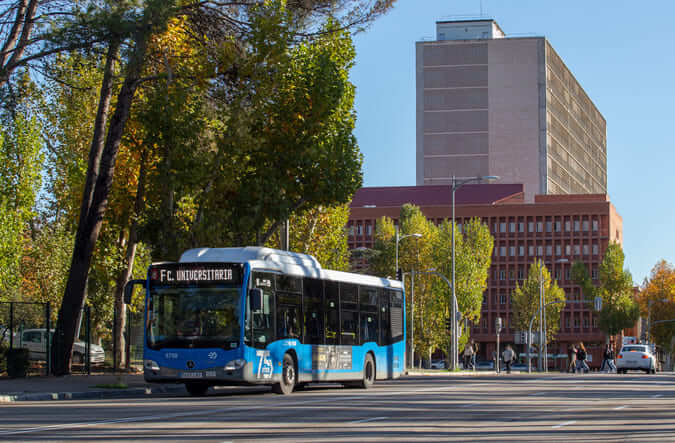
[1,372,675,441]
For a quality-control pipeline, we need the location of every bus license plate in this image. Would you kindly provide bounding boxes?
[181,371,204,378]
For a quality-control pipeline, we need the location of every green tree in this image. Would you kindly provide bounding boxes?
[596,243,639,336]
[0,86,43,300]
[281,204,352,272]
[511,259,566,345]
[638,260,675,350]
[369,206,494,367]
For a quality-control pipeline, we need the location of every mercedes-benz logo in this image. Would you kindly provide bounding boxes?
[186,360,195,369]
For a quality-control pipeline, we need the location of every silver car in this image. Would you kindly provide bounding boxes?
[17,329,105,364]
[616,344,656,374]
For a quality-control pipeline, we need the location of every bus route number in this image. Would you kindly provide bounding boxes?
[256,350,273,380]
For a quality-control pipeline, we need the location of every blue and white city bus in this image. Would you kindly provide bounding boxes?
[125,247,405,396]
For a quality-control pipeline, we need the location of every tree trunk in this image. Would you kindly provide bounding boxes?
[53,33,149,375]
[112,151,147,370]
[0,0,38,88]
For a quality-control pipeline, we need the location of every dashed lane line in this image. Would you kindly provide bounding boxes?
[349,416,388,424]
[552,420,577,429]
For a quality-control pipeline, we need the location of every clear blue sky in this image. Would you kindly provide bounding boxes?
[350,0,675,286]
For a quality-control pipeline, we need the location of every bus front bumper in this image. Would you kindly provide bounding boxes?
[144,362,272,385]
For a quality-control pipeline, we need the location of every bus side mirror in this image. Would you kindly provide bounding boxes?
[124,279,145,304]
[250,288,263,312]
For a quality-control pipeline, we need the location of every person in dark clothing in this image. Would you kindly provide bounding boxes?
[600,343,616,372]
[576,342,590,373]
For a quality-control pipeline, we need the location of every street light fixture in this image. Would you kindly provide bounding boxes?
[451,175,499,371]
[395,226,422,275]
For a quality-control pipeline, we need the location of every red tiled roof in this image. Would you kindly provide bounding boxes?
[350,184,525,208]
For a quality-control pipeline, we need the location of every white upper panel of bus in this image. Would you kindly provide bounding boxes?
[179,247,402,290]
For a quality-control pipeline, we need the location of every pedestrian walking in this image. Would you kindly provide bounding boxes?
[463,341,475,370]
[567,344,577,373]
[502,345,515,374]
[600,343,616,373]
[576,342,590,373]
[472,342,478,369]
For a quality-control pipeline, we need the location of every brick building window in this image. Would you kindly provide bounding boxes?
[555,220,561,232]
[574,220,580,232]
[537,221,543,232]
[565,317,570,329]
[519,246,524,256]
[583,244,589,255]
[574,317,580,328]
[357,225,363,235]
[555,244,561,256]
[500,246,506,256]
[366,225,372,236]
[537,246,543,256]
[500,222,506,233]
[546,221,552,232]
[529,245,535,256]
[546,245,552,256]
[509,246,515,257]
[509,222,516,233]
[592,219,599,231]
[500,295,506,305]
[592,267,598,279]
[528,222,534,233]
[583,317,589,328]
[519,222,525,233]
[565,220,571,231]
[592,244,598,255]
[574,244,580,255]
[565,244,571,255]
[499,270,505,280]
[593,317,598,328]
[518,268,525,279]
[509,270,515,280]
[582,220,589,232]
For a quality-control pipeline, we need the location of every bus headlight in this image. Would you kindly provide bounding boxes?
[224,359,246,371]
[144,359,160,371]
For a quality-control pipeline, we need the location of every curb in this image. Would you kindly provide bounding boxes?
[0,384,186,403]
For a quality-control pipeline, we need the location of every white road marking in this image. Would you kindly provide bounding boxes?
[0,384,477,436]
[652,394,663,398]
[461,403,479,408]
[552,420,577,429]
[349,416,388,424]
[613,405,628,410]
[528,392,546,396]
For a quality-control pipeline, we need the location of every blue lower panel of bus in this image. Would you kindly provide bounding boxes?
[144,340,403,385]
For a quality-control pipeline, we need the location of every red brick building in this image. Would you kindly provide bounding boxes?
[347,184,623,367]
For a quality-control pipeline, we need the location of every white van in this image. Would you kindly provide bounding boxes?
[17,329,105,364]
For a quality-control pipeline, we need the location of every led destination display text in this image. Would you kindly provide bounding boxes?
[150,263,242,285]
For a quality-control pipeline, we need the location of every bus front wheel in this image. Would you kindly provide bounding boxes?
[358,354,375,389]
[272,353,296,395]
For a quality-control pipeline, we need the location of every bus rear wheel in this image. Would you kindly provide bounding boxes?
[273,354,296,395]
[185,382,209,397]
[358,354,375,389]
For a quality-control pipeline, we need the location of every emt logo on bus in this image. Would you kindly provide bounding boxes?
[150,263,243,285]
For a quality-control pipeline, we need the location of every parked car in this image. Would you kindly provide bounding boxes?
[431,360,446,369]
[16,329,105,364]
[475,360,494,370]
[616,344,656,374]
[510,362,528,372]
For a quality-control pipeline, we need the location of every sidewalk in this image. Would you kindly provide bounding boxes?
[0,373,185,402]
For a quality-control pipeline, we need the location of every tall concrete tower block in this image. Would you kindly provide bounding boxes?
[416,19,607,202]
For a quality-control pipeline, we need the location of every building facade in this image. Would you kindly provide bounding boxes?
[348,184,623,367]
[416,19,607,202]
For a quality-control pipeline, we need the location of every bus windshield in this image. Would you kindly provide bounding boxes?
[147,286,241,350]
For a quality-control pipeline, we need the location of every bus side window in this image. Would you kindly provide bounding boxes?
[340,283,358,346]
[379,289,391,346]
[325,281,340,345]
[251,272,275,349]
[276,276,301,341]
[359,286,378,344]
[303,277,324,345]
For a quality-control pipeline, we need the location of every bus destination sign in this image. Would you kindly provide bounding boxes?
[150,263,243,285]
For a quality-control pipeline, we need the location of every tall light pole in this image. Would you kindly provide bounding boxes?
[395,226,422,275]
[451,175,499,371]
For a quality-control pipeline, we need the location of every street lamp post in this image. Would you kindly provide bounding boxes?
[395,226,422,275]
[451,175,498,371]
